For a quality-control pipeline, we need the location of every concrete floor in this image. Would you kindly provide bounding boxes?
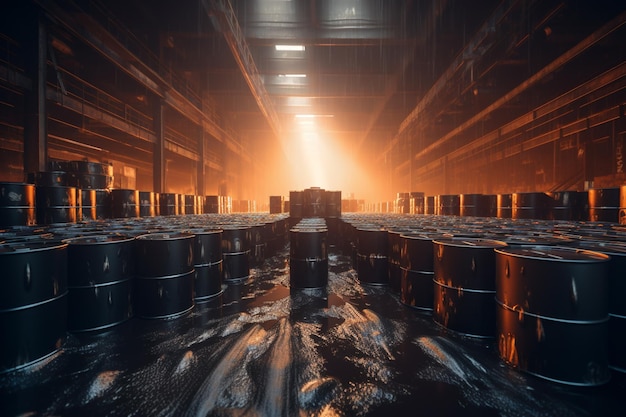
[1,247,625,416]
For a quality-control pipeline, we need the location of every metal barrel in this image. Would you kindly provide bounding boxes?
[433,237,507,337]
[588,188,620,223]
[159,193,180,216]
[303,187,326,218]
[356,227,388,285]
[435,194,460,216]
[0,182,36,227]
[411,192,425,214]
[289,190,304,219]
[289,221,328,289]
[65,234,134,332]
[495,245,610,386]
[35,185,77,225]
[205,195,220,214]
[326,190,342,218]
[460,194,488,217]
[425,196,435,215]
[139,191,156,217]
[547,191,588,221]
[187,228,223,301]
[619,185,626,225]
[386,229,407,292]
[133,232,194,318]
[0,241,68,373]
[249,223,266,267]
[576,241,626,374]
[512,192,551,220]
[78,189,96,221]
[221,225,251,283]
[497,194,512,218]
[110,189,139,219]
[399,232,449,310]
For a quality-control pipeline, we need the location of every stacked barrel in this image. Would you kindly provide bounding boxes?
[289,218,328,289]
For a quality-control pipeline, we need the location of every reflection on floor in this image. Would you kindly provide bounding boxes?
[1,249,625,416]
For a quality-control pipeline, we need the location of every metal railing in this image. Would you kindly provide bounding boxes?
[51,66,154,132]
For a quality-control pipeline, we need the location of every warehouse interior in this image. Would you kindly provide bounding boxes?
[1,0,624,204]
[1,1,626,416]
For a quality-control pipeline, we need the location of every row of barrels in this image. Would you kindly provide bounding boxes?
[338,213,626,386]
[0,182,247,227]
[376,188,626,223]
[0,213,290,373]
[31,160,114,190]
[289,187,342,219]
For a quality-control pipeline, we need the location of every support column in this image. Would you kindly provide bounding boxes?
[153,100,165,193]
[23,10,48,176]
[197,128,206,196]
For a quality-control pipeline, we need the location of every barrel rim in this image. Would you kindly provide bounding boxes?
[494,245,611,262]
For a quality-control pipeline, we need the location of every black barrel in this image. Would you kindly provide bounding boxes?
[68,160,113,177]
[289,191,304,219]
[160,193,180,216]
[134,232,194,318]
[399,233,449,310]
[433,238,507,337]
[436,194,460,216]
[411,192,425,214]
[221,226,251,283]
[32,171,66,187]
[497,194,512,218]
[460,194,488,217]
[484,195,498,217]
[512,192,551,220]
[0,241,68,372]
[269,196,283,214]
[66,172,112,190]
[548,191,588,221]
[78,189,96,221]
[110,189,139,219]
[588,188,620,223]
[303,187,326,218]
[620,185,626,225]
[290,225,328,289]
[65,234,134,332]
[35,185,77,225]
[205,195,220,214]
[249,223,266,267]
[139,191,156,217]
[495,246,610,386]
[94,189,111,219]
[387,229,406,292]
[425,196,435,215]
[188,228,223,301]
[577,241,626,374]
[183,194,197,215]
[0,183,36,227]
[326,190,342,218]
[356,227,388,285]
[396,192,411,214]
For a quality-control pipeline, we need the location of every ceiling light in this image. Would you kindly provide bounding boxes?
[295,114,334,118]
[275,45,305,51]
[279,74,307,78]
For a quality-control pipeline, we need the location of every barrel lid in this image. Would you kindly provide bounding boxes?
[290,226,328,233]
[400,232,452,241]
[136,231,194,241]
[576,241,626,257]
[432,237,507,249]
[0,240,67,254]
[184,228,223,235]
[64,233,135,245]
[495,245,610,262]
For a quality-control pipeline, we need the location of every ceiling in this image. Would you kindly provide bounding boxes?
[101,0,501,152]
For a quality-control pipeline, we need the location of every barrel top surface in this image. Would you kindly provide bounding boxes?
[495,245,611,262]
[0,241,68,254]
[185,228,223,235]
[64,233,135,245]
[136,231,194,241]
[290,227,328,233]
[432,237,508,249]
[400,232,452,241]
[577,241,626,257]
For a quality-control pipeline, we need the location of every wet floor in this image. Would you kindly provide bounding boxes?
[1,247,625,416]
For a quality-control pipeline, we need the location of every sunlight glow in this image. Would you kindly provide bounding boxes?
[275,45,305,51]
